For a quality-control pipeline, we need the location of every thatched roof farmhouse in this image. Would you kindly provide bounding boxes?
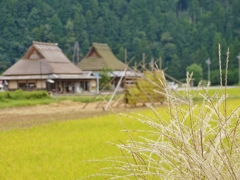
[0,41,96,93]
[78,43,141,88]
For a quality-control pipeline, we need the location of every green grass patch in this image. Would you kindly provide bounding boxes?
[177,87,240,101]
[0,89,49,100]
[0,99,55,108]
[0,90,52,108]
[0,90,122,109]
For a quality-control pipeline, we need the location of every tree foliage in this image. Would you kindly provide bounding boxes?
[186,63,203,86]
[99,68,112,90]
[0,0,239,85]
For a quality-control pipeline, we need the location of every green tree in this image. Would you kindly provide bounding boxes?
[94,17,105,40]
[186,63,203,86]
[85,10,93,38]
[91,0,99,20]
[73,13,86,41]
[0,0,240,77]
[99,68,112,90]
[28,7,40,28]
[49,14,63,42]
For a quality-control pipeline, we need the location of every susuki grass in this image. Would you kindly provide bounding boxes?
[93,46,240,179]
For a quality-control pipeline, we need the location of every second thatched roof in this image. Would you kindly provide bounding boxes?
[77,43,126,71]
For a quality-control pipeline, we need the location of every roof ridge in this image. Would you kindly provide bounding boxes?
[32,41,58,46]
[92,42,108,45]
[92,42,110,51]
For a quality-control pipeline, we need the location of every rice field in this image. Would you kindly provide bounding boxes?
[0,87,240,179]
[0,107,167,180]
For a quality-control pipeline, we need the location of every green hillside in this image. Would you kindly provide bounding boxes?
[0,0,239,84]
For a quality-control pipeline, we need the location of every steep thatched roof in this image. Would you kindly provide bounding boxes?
[3,41,82,76]
[77,43,126,71]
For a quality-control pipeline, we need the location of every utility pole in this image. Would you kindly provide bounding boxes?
[73,41,80,65]
[237,54,240,85]
[159,57,162,70]
[206,58,211,84]
[40,61,42,89]
[124,48,127,64]
[150,58,154,72]
[142,53,146,69]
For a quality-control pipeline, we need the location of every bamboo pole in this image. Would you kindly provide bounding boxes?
[110,93,122,107]
[82,73,120,109]
[95,93,111,109]
[104,67,127,111]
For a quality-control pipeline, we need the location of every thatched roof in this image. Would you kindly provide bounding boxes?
[3,41,83,76]
[77,43,126,71]
[0,74,95,80]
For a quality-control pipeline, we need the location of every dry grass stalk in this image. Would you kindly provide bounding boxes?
[90,47,240,179]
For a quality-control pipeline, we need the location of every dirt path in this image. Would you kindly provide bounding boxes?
[0,101,149,130]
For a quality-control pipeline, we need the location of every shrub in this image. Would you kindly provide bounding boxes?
[99,68,112,90]
[0,90,49,100]
[186,63,203,86]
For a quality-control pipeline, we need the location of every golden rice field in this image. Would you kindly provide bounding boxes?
[0,87,240,179]
[0,107,165,180]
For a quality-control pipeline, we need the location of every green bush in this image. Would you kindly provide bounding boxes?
[99,68,112,90]
[186,63,203,86]
[0,90,49,100]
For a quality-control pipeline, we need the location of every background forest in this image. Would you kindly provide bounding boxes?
[0,0,240,85]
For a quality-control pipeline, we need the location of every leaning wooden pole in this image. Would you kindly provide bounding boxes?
[95,93,111,109]
[109,93,122,107]
[104,67,127,111]
[82,74,120,109]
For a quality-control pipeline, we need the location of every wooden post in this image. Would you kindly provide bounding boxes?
[63,81,66,93]
[40,61,42,89]
[134,61,137,71]
[71,81,74,93]
[150,58,154,72]
[55,80,58,93]
[125,48,127,64]
[142,53,146,69]
[159,57,162,70]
